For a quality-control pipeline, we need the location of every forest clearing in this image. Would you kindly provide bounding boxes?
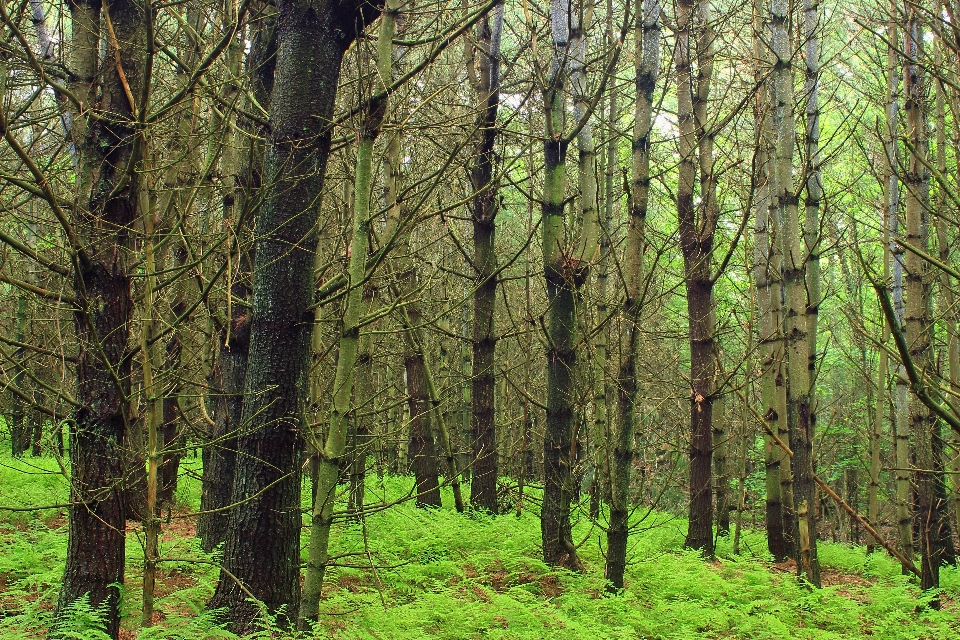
[2,0,960,637]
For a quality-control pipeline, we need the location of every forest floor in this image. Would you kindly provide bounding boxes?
[1,452,959,639]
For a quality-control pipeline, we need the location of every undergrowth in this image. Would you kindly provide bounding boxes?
[0,449,958,639]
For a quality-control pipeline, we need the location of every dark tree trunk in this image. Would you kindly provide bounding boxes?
[11,297,30,457]
[682,266,715,555]
[56,267,132,640]
[198,314,249,552]
[198,4,274,553]
[159,392,181,507]
[542,269,582,569]
[207,4,377,632]
[407,352,442,508]
[51,0,143,635]
[606,331,638,589]
[539,108,583,568]
[935,427,957,566]
[468,8,503,513]
[158,279,186,508]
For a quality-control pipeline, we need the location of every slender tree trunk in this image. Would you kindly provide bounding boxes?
[678,0,718,556]
[868,196,891,556]
[903,8,940,594]
[751,0,786,558]
[469,3,504,512]
[791,0,821,586]
[605,0,660,590]
[299,7,395,625]
[714,393,730,536]
[591,0,619,523]
[140,174,162,629]
[460,291,473,483]
[934,56,960,564]
[882,10,914,573]
[733,320,752,555]
[349,283,376,516]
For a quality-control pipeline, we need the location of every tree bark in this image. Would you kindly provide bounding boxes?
[50,0,144,635]
[678,0,718,556]
[903,8,940,594]
[468,3,504,513]
[605,0,660,590]
[540,0,583,571]
[207,3,379,632]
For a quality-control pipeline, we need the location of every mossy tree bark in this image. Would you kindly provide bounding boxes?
[540,0,589,571]
[605,0,660,591]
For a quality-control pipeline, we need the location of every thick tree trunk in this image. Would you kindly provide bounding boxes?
[51,0,143,635]
[207,4,378,632]
[198,6,275,552]
[540,0,583,571]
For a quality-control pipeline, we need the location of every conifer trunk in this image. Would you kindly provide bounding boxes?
[469,3,504,512]
[51,0,144,634]
[208,4,380,632]
[678,0,718,556]
[605,0,660,590]
[903,7,940,593]
[540,0,583,571]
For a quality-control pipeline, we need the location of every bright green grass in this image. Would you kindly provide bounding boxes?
[0,449,958,639]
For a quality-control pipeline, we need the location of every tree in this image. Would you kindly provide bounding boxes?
[468,1,504,514]
[207,3,381,632]
[51,0,145,634]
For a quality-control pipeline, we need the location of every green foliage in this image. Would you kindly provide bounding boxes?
[1,452,959,638]
[50,593,115,639]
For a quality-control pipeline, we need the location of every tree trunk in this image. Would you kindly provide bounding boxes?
[934,57,960,566]
[469,3,504,513]
[714,393,730,536]
[207,4,378,632]
[540,0,584,571]
[51,0,144,635]
[903,9,940,594]
[605,0,660,588]
[198,5,275,552]
[678,0,718,556]
[751,0,787,557]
